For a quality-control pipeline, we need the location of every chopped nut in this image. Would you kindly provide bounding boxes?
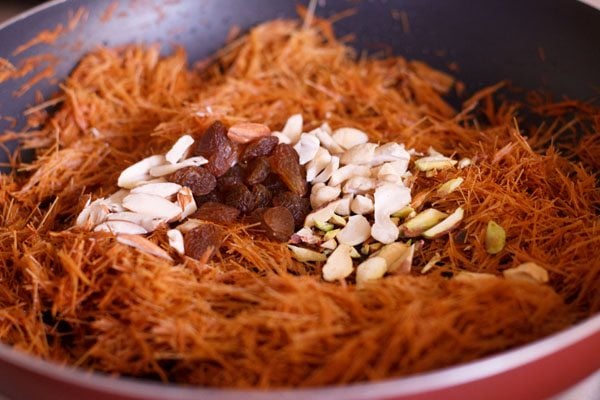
[350,195,374,215]
[485,221,506,254]
[336,215,371,246]
[322,243,354,282]
[177,187,198,220]
[116,234,173,261]
[400,208,448,237]
[310,185,341,209]
[167,229,185,255]
[149,156,209,177]
[131,182,182,198]
[349,246,361,258]
[106,212,165,232]
[356,257,387,288]
[165,135,195,164]
[288,245,327,263]
[342,176,376,194]
[122,193,183,220]
[340,143,377,165]
[374,242,413,274]
[503,262,549,284]
[227,122,271,144]
[391,206,414,219]
[422,207,465,239]
[313,155,340,184]
[304,200,341,228]
[414,156,457,172]
[334,194,353,216]
[94,220,148,235]
[76,202,110,229]
[293,133,321,165]
[328,164,371,187]
[291,227,320,244]
[305,147,332,182]
[118,155,166,189]
[421,253,442,274]
[315,220,335,232]
[329,214,347,227]
[175,219,202,233]
[313,126,344,154]
[454,271,498,282]
[323,228,340,241]
[371,142,410,167]
[458,158,472,168]
[437,177,464,196]
[371,183,411,244]
[332,127,369,150]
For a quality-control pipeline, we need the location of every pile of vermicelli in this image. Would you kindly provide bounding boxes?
[0,19,599,387]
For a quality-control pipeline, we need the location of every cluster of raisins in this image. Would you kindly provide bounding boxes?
[170,121,311,260]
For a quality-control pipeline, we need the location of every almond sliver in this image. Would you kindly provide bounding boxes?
[118,155,166,189]
[149,156,208,177]
[165,135,194,164]
[116,234,173,261]
[122,193,182,220]
[94,220,148,235]
[131,182,182,197]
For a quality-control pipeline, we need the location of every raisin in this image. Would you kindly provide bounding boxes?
[184,224,225,261]
[240,135,279,161]
[263,173,288,194]
[193,202,241,224]
[194,191,222,205]
[223,183,255,214]
[260,206,295,242]
[252,184,272,209]
[218,164,244,189]
[269,144,308,196]
[245,157,271,185]
[193,121,237,177]
[273,191,311,228]
[169,166,216,196]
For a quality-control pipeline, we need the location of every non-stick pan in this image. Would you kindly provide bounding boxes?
[0,1,599,399]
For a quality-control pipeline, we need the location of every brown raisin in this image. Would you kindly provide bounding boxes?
[193,202,241,224]
[194,191,222,205]
[169,166,216,196]
[245,157,270,185]
[218,164,244,189]
[263,173,288,194]
[269,144,308,196]
[252,184,272,209]
[261,206,295,242]
[273,191,311,228]
[193,121,238,177]
[184,224,225,261]
[240,135,279,161]
[223,183,255,214]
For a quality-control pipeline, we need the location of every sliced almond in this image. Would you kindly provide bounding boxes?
[227,122,271,144]
[310,185,341,209]
[291,227,320,245]
[414,156,457,172]
[374,242,413,274]
[334,194,353,216]
[106,189,130,211]
[177,187,197,220]
[293,133,321,165]
[118,155,166,189]
[485,221,506,254]
[76,203,110,229]
[340,143,377,165]
[342,176,376,194]
[106,212,165,232]
[371,142,410,166]
[131,182,182,197]
[116,234,173,261]
[167,229,185,255]
[371,183,411,244]
[149,156,208,177]
[313,155,340,184]
[422,207,465,239]
[356,257,387,288]
[313,126,344,154]
[328,164,370,186]
[288,245,327,263]
[322,244,354,282]
[454,271,498,282]
[400,208,448,237]
[165,135,195,164]
[336,215,371,246]
[458,158,472,168]
[332,127,368,150]
[350,195,374,215]
[376,160,410,181]
[306,147,332,182]
[304,200,341,228]
[503,262,549,284]
[122,193,183,220]
[94,220,148,235]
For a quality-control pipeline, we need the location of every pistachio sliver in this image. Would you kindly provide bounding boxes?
[485,220,506,254]
[315,220,335,232]
[437,177,464,196]
[391,206,414,219]
[422,207,465,239]
[323,228,340,241]
[415,156,457,172]
[329,214,347,227]
[288,245,327,263]
[400,208,448,237]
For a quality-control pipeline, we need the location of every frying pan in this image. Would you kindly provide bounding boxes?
[0,1,599,399]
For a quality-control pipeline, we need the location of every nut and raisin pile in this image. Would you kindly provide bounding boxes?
[76,115,547,287]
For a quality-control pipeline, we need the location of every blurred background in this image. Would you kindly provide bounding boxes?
[0,1,42,22]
